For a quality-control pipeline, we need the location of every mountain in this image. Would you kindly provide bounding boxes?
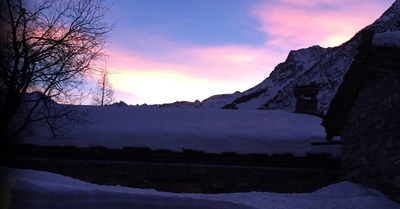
[194,0,400,114]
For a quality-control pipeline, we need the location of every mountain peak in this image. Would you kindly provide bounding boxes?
[192,2,400,112]
[367,0,400,32]
[286,45,326,64]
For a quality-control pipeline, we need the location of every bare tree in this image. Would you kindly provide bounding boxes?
[92,68,114,106]
[0,0,112,143]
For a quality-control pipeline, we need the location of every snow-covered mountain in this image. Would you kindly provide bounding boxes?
[194,0,400,113]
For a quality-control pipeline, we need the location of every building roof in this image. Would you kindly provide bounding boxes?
[293,83,321,97]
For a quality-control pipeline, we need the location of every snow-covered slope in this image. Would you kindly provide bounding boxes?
[2,167,400,209]
[195,91,242,109]
[197,0,400,113]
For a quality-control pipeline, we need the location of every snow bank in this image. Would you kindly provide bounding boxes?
[15,106,340,157]
[1,167,399,209]
[372,31,400,49]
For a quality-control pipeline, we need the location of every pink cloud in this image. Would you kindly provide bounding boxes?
[100,38,286,104]
[105,40,285,82]
[181,45,284,79]
[97,0,392,105]
[251,0,391,49]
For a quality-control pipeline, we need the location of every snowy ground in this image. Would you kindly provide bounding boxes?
[15,106,340,157]
[1,167,399,209]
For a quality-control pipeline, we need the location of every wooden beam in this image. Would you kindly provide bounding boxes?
[311,141,341,146]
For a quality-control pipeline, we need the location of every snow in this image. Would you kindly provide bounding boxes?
[236,83,278,110]
[199,91,242,109]
[16,106,340,157]
[2,167,399,209]
[372,31,400,49]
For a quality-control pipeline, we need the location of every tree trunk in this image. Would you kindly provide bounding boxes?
[0,89,23,143]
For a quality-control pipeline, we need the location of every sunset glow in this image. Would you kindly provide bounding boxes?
[97,0,394,105]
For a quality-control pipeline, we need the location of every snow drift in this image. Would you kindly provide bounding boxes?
[1,167,399,209]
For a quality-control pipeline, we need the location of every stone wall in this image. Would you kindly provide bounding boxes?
[341,70,400,202]
[5,157,340,194]
[2,145,340,194]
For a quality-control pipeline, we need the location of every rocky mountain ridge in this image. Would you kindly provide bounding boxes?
[165,1,400,113]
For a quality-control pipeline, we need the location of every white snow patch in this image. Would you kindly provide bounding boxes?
[1,167,399,209]
[372,31,400,49]
[199,91,242,109]
[15,106,340,157]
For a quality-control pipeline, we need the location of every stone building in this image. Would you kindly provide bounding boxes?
[322,30,400,202]
[293,83,321,116]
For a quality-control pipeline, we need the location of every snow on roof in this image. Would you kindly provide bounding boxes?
[15,106,340,157]
[372,31,400,49]
[2,167,399,209]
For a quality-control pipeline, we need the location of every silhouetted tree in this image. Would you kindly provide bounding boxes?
[92,68,114,106]
[0,0,112,143]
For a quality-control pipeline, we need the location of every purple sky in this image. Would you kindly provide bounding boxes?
[99,0,394,105]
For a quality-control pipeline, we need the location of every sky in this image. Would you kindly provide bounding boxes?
[97,0,394,105]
